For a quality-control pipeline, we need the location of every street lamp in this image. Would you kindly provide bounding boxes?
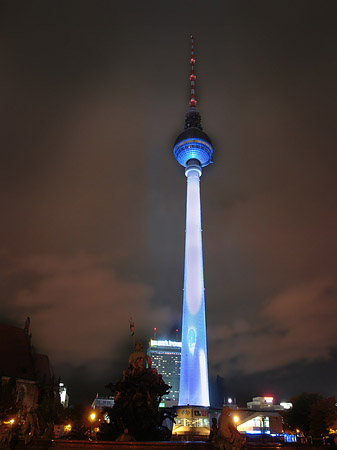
[89,412,96,438]
[4,419,15,426]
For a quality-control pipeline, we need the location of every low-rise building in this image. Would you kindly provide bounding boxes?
[210,396,290,438]
[247,396,290,411]
[91,394,115,410]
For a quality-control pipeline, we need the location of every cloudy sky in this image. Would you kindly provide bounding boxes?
[1,0,336,405]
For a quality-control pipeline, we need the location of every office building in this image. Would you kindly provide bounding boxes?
[147,339,181,407]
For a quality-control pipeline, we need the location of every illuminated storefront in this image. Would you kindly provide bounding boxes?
[172,406,210,436]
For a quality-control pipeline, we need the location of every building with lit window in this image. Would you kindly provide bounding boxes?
[59,382,69,407]
[91,394,115,410]
[147,339,181,407]
[236,411,283,436]
[247,396,290,411]
[210,396,291,438]
[173,406,211,437]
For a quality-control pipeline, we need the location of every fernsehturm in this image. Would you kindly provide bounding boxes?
[173,36,213,407]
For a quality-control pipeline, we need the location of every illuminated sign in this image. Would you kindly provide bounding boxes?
[177,407,193,417]
[150,339,182,348]
[264,397,273,403]
[193,409,208,417]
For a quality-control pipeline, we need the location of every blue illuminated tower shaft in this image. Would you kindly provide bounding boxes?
[173,36,213,409]
[179,162,210,407]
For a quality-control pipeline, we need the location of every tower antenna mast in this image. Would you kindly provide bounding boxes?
[189,35,197,108]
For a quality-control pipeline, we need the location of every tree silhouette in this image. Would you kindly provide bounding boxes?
[309,397,337,437]
[283,392,337,437]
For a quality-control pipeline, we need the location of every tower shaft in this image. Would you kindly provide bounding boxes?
[179,162,210,407]
[173,37,213,414]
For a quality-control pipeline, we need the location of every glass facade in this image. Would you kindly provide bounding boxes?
[147,339,181,404]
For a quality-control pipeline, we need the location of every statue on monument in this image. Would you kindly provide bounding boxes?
[128,341,152,372]
[102,319,174,441]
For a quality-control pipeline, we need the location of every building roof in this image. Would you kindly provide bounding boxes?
[0,323,36,380]
[0,322,57,387]
[34,353,56,386]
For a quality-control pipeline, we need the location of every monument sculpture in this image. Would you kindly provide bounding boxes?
[103,320,174,441]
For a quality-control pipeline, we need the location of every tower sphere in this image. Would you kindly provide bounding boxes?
[173,107,213,168]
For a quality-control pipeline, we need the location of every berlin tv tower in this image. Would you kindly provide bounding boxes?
[173,36,213,407]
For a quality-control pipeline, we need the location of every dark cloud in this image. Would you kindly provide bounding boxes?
[208,277,337,375]
[2,253,171,392]
[1,0,337,403]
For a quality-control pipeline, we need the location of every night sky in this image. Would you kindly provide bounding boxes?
[1,1,337,406]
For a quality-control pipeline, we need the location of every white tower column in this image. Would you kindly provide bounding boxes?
[179,161,210,407]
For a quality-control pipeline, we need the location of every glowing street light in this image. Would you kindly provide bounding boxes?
[4,419,15,425]
[88,412,96,438]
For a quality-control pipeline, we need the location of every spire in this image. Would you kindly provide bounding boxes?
[189,35,197,108]
[184,35,202,131]
[174,36,213,169]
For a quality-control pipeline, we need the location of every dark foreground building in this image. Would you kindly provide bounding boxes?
[0,319,58,411]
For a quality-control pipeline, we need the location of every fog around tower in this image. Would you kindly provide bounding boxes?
[0,0,336,404]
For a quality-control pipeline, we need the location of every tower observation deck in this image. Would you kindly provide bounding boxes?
[173,36,213,408]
